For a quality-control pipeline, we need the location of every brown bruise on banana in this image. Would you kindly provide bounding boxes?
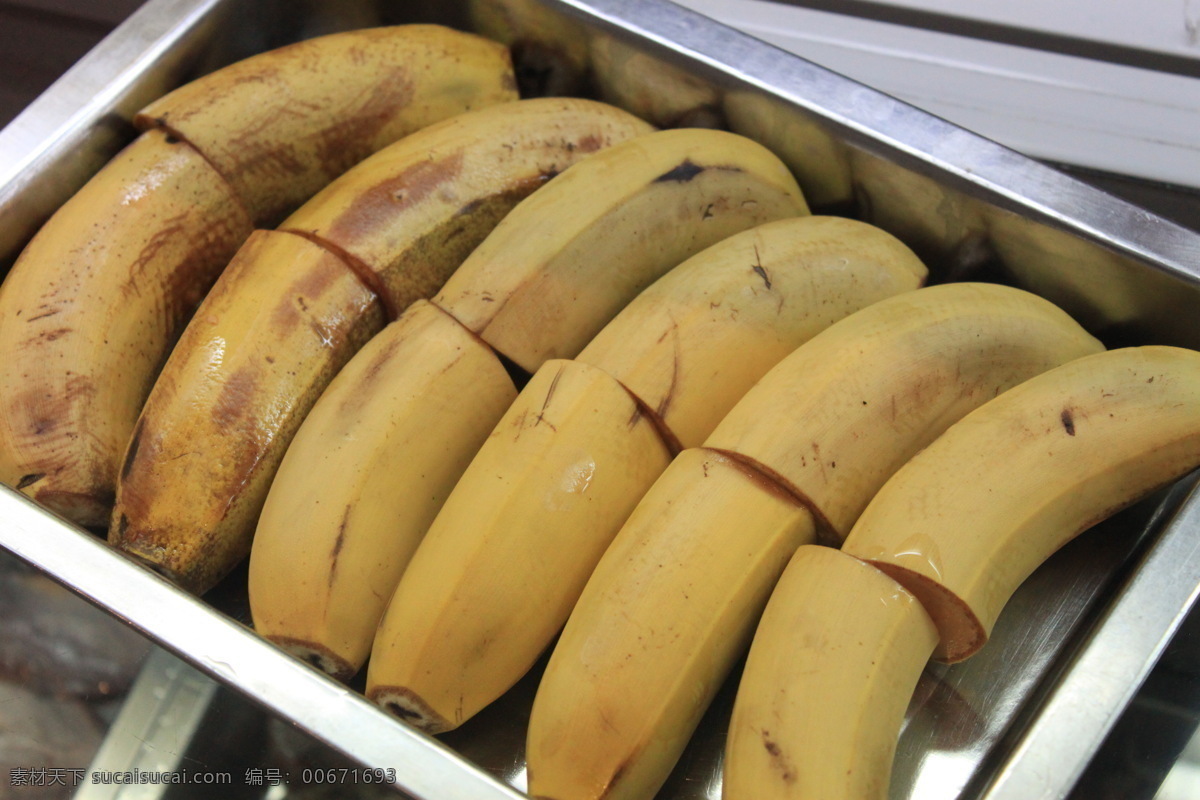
[133,26,517,226]
[111,232,386,594]
[0,130,254,527]
[140,66,417,225]
[282,113,627,320]
[325,505,353,593]
[760,729,799,784]
[362,184,544,317]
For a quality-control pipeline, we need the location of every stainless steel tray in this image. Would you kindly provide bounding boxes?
[3,1,1200,799]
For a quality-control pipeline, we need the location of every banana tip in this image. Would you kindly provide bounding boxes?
[268,637,357,682]
[367,685,452,734]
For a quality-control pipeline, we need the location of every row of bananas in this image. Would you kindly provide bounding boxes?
[3,17,1200,800]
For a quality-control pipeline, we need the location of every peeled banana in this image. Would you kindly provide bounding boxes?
[843,345,1200,662]
[367,359,673,730]
[0,130,252,528]
[723,545,938,800]
[434,126,810,372]
[525,282,1103,800]
[0,25,517,529]
[112,98,650,594]
[247,300,517,679]
[575,216,928,448]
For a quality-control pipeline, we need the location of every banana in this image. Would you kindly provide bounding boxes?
[527,448,815,800]
[724,345,1200,800]
[723,545,939,800]
[361,215,924,731]
[843,345,1200,663]
[279,98,653,317]
[435,127,810,372]
[367,359,673,729]
[112,98,651,594]
[111,230,385,593]
[587,33,724,128]
[704,282,1106,541]
[0,130,254,528]
[468,0,591,96]
[135,25,518,226]
[247,300,517,679]
[0,25,517,529]
[525,282,1103,800]
[576,216,927,449]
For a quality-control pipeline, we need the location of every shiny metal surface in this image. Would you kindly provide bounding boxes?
[2,1,1200,798]
[979,478,1200,800]
[0,487,522,800]
[0,0,231,267]
[77,648,219,800]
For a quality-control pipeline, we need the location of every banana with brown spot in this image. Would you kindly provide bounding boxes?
[137,24,519,226]
[434,127,810,373]
[248,300,517,679]
[844,345,1200,663]
[367,359,672,730]
[0,130,253,528]
[280,98,654,317]
[723,545,938,800]
[728,345,1200,800]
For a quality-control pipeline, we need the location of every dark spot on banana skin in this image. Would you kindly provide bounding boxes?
[654,160,705,183]
[1061,408,1076,436]
[16,473,45,490]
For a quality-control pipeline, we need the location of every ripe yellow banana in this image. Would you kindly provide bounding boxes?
[135,25,518,226]
[361,215,924,732]
[367,359,673,729]
[576,216,927,449]
[705,282,1106,540]
[434,127,810,373]
[525,283,1103,800]
[279,98,653,317]
[0,130,254,528]
[843,345,1200,663]
[0,25,516,529]
[247,300,517,679]
[111,98,650,594]
[527,448,815,800]
[723,545,938,800]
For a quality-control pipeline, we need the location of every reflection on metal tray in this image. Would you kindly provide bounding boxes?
[2,1,1200,799]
